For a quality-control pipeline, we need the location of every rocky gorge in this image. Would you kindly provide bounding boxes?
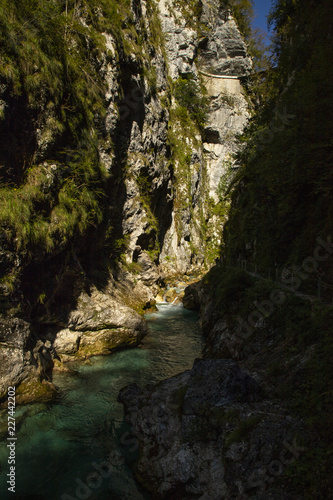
[0,0,251,403]
[0,0,332,498]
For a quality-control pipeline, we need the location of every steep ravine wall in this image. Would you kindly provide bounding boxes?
[157,0,251,271]
[0,0,251,401]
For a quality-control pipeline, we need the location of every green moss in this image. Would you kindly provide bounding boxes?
[173,75,209,132]
[146,0,166,54]
[125,261,143,274]
[75,328,140,358]
[16,377,57,405]
[77,339,117,357]
[225,415,262,448]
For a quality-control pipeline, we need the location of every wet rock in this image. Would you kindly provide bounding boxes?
[176,281,187,289]
[53,286,147,361]
[0,318,32,399]
[183,282,200,310]
[15,376,57,405]
[164,288,178,303]
[176,290,185,304]
[155,291,165,303]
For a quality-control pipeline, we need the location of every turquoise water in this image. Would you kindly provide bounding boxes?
[0,304,203,499]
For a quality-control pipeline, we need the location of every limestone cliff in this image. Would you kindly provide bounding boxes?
[0,0,251,401]
[157,0,251,271]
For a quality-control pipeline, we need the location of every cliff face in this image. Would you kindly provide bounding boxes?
[0,0,250,400]
[157,0,251,271]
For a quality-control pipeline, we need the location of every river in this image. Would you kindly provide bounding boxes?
[0,303,203,499]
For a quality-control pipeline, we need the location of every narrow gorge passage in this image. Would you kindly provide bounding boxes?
[0,304,203,500]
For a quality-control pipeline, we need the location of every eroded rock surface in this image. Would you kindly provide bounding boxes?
[52,285,147,361]
[0,318,55,403]
[119,358,301,499]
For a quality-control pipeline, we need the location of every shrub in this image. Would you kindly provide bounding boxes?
[173,75,208,131]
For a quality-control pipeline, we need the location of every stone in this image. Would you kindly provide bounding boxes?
[164,288,178,303]
[119,358,301,499]
[0,317,57,403]
[198,4,252,77]
[183,282,200,310]
[0,318,32,399]
[52,285,147,361]
[182,358,262,416]
[53,330,81,356]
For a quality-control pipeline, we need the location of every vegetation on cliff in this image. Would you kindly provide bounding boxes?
[0,1,106,298]
[224,0,333,277]
[0,0,163,308]
[209,0,333,496]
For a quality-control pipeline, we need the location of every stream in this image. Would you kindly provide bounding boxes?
[0,303,203,499]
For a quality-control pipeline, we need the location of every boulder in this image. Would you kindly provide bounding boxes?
[0,318,32,399]
[183,283,200,310]
[119,358,302,499]
[0,317,56,403]
[164,288,178,303]
[53,286,147,361]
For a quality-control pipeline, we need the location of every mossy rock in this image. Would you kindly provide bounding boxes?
[224,415,263,449]
[76,328,139,358]
[16,376,57,405]
[155,292,165,302]
[164,288,178,302]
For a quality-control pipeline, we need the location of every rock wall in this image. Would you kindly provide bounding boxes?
[119,358,302,499]
[157,0,251,271]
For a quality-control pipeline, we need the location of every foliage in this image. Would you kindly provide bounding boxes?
[173,75,209,132]
[0,161,104,254]
[0,0,162,298]
[223,0,333,277]
[170,0,333,495]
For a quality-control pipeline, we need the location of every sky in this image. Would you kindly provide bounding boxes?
[251,0,273,34]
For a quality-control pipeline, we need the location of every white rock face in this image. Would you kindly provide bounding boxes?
[87,0,251,276]
[158,0,198,79]
[203,86,249,201]
[156,0,251,271]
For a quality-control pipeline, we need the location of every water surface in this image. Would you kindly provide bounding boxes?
[0,304,203,499]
